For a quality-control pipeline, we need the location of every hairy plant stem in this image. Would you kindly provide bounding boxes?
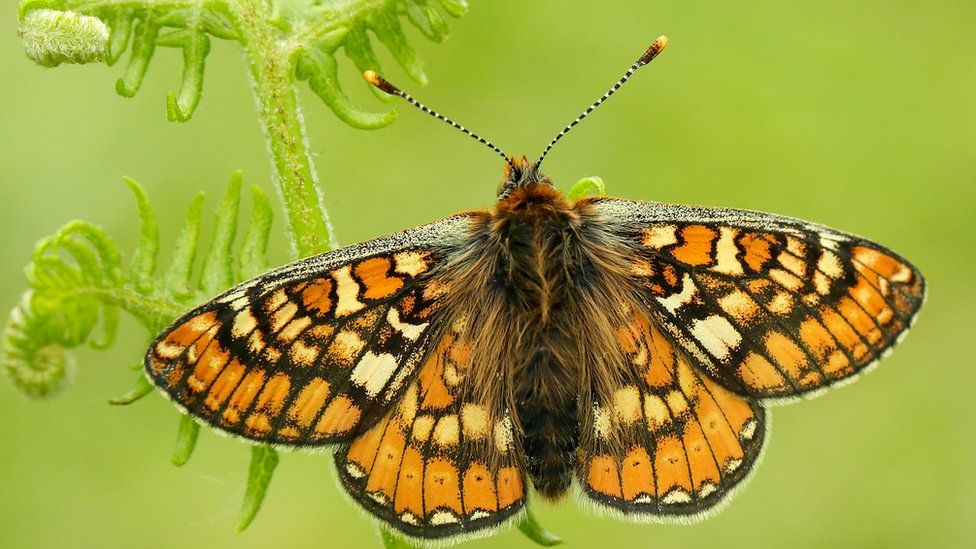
[229,0,333,259]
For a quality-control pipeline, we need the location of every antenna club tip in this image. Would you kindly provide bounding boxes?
[363,70,398,94]
[639,35,670,65]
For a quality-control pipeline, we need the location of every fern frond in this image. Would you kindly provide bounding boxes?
[17,0,468,126]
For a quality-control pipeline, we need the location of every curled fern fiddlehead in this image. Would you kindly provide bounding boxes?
[19,8,109,67]
[0,176,272,399]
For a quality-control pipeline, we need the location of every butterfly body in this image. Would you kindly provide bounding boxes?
[477,165,620,501]
[146,160,924,542]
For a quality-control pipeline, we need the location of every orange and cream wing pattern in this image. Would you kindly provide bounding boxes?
[592,199,925,400]
[143,215,474,446]
[578,307,765,518]
[335,317,526,540]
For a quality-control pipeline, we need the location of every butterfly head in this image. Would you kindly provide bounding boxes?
[497,155,554,200]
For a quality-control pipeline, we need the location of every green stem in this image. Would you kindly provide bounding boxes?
[229,0,333,258]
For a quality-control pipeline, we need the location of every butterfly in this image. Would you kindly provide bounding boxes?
[144,36,925,543]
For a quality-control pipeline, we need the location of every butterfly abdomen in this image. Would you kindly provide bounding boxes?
[515,346,578,500]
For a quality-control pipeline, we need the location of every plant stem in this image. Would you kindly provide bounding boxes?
[229,0,333,259]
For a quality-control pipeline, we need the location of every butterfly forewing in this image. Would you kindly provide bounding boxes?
[144,214,475,446]
[591,198,925,400]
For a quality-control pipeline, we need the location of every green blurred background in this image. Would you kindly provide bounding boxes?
[2,1,974,547]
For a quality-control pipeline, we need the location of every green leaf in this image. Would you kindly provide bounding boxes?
[237,445,279,533]
[297,46,397,130]
[518,506,564,546]
[162,191,205,299]
[405,0,449,43]
[567,176,607,200]
[164,30,210,122]
[237,185,274,280]
[370,12,427,85]
[116,14,158,97]
[125,178,159,292]
[171,413,200,467]
[105,10,133,66]
[438,0,470,18]
[200,173,242,296]
[343,27,391,101]
[108,371,154,405]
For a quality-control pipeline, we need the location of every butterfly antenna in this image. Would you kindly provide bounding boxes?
[535,35,670,170]
[364,71,516,172]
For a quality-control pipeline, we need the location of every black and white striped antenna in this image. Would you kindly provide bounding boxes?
[364,70,517,173]
[534,35,670,170]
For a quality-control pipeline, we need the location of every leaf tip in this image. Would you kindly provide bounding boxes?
[116,77,136,98]
[518,507,564,547]
[166,91,189,122]
[107,372,153,405]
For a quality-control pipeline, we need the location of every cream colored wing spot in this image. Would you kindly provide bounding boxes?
[718,289,760,321]
[433,415,460,446]
[393,250,430,277]
[461,404,490,439]
[494,415,515,453]
[593,403,613,439]
[269,301,298,333]
[690,315,743,361]
[612,386,642,424]
[155,340,185,360]
[330,331,365,365]
[714,227,744,275]
[232,308,258,338]
[643,394,670,431]
[332,265,366,316]
[642,225,678,248]
[657,273,698,313]
[350,352,399,396]
[386,307,429,341]
[412,415,435,442]
[778,250,807,278]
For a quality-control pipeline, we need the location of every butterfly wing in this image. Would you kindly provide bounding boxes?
[577,305,766,518]
[334,308,527,540]
[144,213,475,446]
[589,198,925,400]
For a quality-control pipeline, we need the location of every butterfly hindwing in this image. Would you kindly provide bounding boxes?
[591,198,925,400]
[144,214,474,446]
[578,304,766,518]
[335,313,527,540]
